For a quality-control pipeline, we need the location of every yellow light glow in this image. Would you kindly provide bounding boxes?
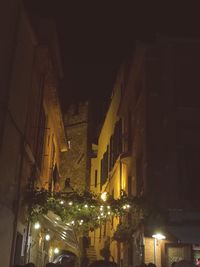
[68,201,73,206]
[45,234,50,241]
[122,163,127,190]
[54,248,59,254]
[152,233,166,240]
[60,200,64,205]
[49,248,53,257]
[34,222,41,229]
[101,192,107,201]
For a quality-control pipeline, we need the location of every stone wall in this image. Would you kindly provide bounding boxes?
[62,102,90,191]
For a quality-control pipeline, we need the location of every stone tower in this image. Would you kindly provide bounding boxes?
[62,101,91,191]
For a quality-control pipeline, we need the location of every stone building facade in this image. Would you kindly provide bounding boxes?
[63,102,91,191]
[0,4,68,266]
[90,37,200,267]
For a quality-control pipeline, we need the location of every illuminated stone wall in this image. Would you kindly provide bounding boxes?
[63,102,91,191]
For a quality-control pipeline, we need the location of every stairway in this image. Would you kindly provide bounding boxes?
[86,245,97,265]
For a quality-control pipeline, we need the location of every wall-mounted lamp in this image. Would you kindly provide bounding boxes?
[152,233,166,265]
[152,233,166,240]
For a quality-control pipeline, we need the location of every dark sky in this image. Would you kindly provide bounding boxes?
[25,1,200,123]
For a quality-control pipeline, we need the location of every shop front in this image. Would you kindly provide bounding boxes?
[144,224,200,267]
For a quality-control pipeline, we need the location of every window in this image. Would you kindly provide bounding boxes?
[109,119,123,171]
[128,111,132,151]
[136,156,143,196]
[100,146,109,187]
[95,170,98,187]
[128,175,132,197]
[109,135,114,171]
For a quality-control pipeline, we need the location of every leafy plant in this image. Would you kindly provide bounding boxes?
[112,223,134,243]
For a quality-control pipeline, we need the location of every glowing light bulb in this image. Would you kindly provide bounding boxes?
[34,222,41,229]
[68,201,73,206]
[84,204,88,208]
[60,200,64,205]
[152,233,166,240]
[54,248,59,254]
[101,192,107,201]
[45,234,50,241]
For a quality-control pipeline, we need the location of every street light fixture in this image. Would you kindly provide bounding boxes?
[152,233,166,265]
[152,233,166,240]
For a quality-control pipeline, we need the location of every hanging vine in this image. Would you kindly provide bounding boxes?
[24,188,154,232]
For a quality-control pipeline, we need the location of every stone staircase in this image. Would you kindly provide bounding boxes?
[86,245,97,265]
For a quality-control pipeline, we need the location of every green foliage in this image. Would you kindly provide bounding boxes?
[112,223,134,243]
[24,188,161,233]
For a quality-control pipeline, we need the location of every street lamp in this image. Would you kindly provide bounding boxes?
[152,233,166,265]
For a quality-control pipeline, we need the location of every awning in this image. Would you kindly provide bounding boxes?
[167,225,200,244]
[41,211,80,256]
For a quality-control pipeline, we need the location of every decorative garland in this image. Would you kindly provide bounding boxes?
[24,188,153,232]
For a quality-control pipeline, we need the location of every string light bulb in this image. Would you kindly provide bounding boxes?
[45,234,50,241]
[101,192,107,201]
[54,248,59,254]
[34,222,41,229]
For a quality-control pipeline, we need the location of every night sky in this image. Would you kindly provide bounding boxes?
[25,1,199,123]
